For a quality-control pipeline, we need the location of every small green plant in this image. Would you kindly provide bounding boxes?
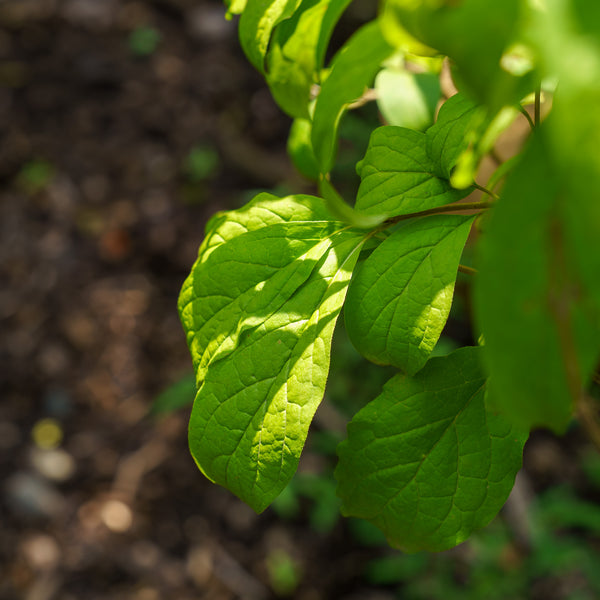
[16,159,54,194]
[178,0,600,552]
[266,549,302,596]
[184,145,220,183]
[128,26,161,57]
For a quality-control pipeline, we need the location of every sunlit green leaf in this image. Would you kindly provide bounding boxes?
[225,0,248,17]
[266,0,352,118]
[354,125,470,217]
[345,214,474,374]
[180,193,344,384]
[205,190,331,246]
[180,194,366,511]
[239,0,303,72]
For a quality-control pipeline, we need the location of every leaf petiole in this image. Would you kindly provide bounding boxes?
[458,264,477,276]
[472,182,500,201]
[382,200,493,228]
[519,104,535,130]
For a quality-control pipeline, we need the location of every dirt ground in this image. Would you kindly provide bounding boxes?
[1,1,600,599]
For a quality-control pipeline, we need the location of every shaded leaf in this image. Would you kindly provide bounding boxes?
[475,136,600,433]
[528,0,600,315]
[375,68,440,132]
[426,92,480,180]
[384,0,531,109]
[336,346,527,552]
[311,20,393,173]
[287,118,320,181]
[379,0,437,57]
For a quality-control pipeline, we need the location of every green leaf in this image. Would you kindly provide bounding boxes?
[345,214,474,374]
[336,346,527,552]
[266,0,352,118]
[384,0,530,109]
[475,136,600,433]
[180,193,345,385]
[428,95,519,191]
[378,0,437,57]
[354,125,470,217]
[225,0,248,17]
[311,20,394,174]
[179,194,367,511]
[528,0,600,317]
[287,118,320,181]
[426,92,481,180]
[375,68,440,131]
[239,0,303,73]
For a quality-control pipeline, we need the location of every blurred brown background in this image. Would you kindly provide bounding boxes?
[2,2,600,600]
[0,1,316,598]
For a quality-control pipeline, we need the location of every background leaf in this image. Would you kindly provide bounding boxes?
[528,0,600,317]
[384,0,530,110]
[225,0,248,17]
[375,68,441,131]
[336,346,527,552]
[151,372,196,415]
[475,136,600,433]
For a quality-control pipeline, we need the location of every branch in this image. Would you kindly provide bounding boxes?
[472,182,500,201]
[458,264,477,276]
[519,105,535,130]
[383,200,493,228]
[348,88,378,110]
[577,394,600,454]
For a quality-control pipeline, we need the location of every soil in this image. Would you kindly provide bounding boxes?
[1,2,598,600]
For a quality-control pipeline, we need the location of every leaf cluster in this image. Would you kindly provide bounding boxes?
[178,0,600,552]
